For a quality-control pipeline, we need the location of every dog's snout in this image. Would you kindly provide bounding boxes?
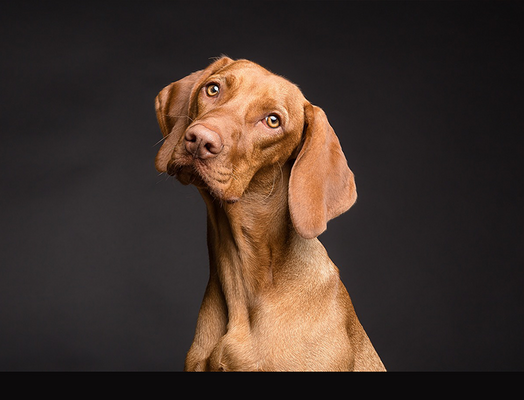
[185,125,223,159]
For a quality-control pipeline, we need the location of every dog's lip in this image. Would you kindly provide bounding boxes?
[166,159,181,176]
[167,158,240,203]
[224,197,239,204]
[166,157,206,179]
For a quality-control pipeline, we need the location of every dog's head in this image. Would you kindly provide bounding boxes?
[155,57,356,238]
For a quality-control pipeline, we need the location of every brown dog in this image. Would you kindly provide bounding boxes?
[155,57,385,371]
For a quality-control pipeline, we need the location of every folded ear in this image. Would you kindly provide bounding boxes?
[155,56,234,172]
[289,104,357,239]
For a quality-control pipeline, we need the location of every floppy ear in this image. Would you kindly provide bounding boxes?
[155,56,234,172]
[288,103,357,239]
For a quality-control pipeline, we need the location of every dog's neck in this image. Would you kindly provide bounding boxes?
[199,162,299,327]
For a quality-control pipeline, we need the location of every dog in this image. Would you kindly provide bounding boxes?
[154,57,385,371]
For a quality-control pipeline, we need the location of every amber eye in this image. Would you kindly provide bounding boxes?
[266,114,280,128]
[205,83,220,97]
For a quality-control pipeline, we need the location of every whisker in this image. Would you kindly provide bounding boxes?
[262,162,282,202]
[166,114,194,122]
[152,115,194,147]
[153,135,169,147]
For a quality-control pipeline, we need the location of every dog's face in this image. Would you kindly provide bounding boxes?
[156,57,357,238]
[157,59,306,203]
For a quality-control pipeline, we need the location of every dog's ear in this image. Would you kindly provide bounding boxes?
[289,103,357,239]
[155,56,234,172]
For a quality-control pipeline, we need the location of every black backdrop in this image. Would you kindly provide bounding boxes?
[1,1,522,371]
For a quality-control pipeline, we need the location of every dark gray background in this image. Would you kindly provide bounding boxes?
[1,1,522,371]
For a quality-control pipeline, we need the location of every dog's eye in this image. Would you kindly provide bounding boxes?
[205,83,220,97]
[266,114,280,129]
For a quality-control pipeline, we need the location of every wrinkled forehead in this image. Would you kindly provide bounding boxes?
[210,60,306,111]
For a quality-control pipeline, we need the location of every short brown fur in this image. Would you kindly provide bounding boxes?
[155,57,385,371]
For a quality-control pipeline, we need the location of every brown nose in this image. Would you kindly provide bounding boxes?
[184,125,223,159]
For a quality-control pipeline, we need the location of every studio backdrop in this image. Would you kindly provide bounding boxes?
[0,2,522,371]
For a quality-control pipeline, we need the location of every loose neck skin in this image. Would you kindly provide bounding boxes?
[199,161,298,328]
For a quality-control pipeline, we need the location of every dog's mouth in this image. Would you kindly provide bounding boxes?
[167,159,240,203]
[166,161,204,186]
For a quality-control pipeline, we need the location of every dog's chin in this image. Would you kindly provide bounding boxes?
[200,183,241,204]
[168,163,240,204]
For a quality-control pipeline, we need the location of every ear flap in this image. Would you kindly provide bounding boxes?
[155,56,234,172]
[289,104,357,239]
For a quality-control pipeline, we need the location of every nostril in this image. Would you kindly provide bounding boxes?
[205,142,215,153]
[185,130,197,143]
[184,125,223,159]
